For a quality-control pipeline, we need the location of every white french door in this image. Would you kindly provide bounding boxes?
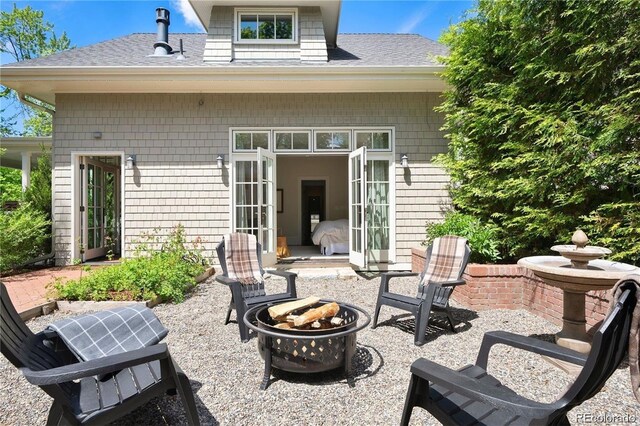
[348,147,367,268]
[258,148,277,266]
[81,158,119,261]
[232,149,277,266]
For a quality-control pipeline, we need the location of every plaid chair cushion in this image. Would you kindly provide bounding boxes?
[224,233,263,285]
[420,235,468,286]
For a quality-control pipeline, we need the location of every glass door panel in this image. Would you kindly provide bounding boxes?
[82,158,118,261]
[348,147,367,267]
[258,148,277,266]
[232,149,277,266]
[234,160,259,237]
[366,159,391,262]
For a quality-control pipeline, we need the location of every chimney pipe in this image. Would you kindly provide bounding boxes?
[154,8,172,56]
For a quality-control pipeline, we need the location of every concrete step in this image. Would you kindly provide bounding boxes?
[266,267,359,281]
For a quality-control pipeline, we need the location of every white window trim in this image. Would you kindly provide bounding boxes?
[353,128,394,152]
[273,128,312,153]
[313,129,352,152]
[234,8,298,44]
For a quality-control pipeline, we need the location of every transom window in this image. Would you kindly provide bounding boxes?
[274,131,311,152]
[355,130,392,151]
[233,131,269,151]
[236,9,296,43]
[314,131,351,151]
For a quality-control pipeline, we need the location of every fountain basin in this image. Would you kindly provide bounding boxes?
[518,256,639,292]
[550,245,611,266]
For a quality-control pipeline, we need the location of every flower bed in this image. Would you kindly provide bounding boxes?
[54,225,210,304]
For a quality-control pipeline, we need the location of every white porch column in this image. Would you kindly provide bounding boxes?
[21,151,31,191]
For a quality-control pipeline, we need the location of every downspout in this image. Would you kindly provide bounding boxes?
[17,92,55,114]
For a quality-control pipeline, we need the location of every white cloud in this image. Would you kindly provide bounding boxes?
[171,0,204,31]
[397,2,434,34]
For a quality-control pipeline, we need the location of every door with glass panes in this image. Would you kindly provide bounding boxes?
[349,147,393,267]
[232,148,277,266]
[81,158,119,261]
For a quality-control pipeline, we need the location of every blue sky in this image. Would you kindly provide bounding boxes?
[1,0,473,55]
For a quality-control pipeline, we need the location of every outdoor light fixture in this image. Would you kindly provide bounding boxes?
[400,154,409,168]
[126,154,136,169]
[92,131,102,139]
[217,154,224,168]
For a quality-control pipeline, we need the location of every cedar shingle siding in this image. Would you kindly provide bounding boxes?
[52,92,449,265]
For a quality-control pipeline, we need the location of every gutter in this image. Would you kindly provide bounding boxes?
[0,64,444,76]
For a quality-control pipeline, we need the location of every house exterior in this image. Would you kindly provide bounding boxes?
[0,0,451,270]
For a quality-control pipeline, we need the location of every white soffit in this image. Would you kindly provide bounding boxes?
[0,66,446,105]
[188,0,341,48]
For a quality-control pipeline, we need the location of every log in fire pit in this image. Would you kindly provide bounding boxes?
[243,298,370,390]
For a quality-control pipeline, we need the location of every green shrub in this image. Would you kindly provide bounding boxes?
[56,225,207,303]
[0,202,51,272]
[423,212,501,264]
[582,203,639,266]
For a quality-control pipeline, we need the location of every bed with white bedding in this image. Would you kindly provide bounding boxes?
[311,219,349,255]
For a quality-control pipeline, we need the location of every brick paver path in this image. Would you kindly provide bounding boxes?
[2,267,88,314]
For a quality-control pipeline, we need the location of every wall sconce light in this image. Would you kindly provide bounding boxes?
[126,154,136,169]
[92,131,102,139]
[400,153,409,168]
[217,154,224,169]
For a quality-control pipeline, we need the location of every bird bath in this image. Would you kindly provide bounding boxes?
[518,230,640,354]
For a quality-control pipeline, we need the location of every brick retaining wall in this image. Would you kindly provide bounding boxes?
[411,247,610,329]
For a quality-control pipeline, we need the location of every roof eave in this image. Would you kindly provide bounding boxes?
[0,65,447,106]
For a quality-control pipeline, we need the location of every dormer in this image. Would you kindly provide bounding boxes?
[189,0,340,62]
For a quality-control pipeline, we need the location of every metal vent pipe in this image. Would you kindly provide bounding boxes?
[154,8,172,55]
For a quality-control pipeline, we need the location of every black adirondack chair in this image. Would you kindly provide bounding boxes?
[0,282,200,425]
[215,237,297,342]
[400,280,638,426]
[372,236,471,345]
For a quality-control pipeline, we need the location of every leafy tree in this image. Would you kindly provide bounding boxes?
[0,148,22,203]
[23,146,52,220]
[0,167,22,203]
[0,167,21,200]
[23,110,52,136]
[436,0,640,264]
[0,4,71,136]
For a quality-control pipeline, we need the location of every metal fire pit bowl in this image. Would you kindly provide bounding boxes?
[243,299,371,390]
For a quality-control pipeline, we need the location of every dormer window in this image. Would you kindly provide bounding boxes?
[235,8,297,44]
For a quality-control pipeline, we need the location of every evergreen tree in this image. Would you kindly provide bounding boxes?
[437,0,640,264]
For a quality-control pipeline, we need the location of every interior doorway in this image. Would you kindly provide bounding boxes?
[300,180,326,245]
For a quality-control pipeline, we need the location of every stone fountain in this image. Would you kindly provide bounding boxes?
[518,230,640,354]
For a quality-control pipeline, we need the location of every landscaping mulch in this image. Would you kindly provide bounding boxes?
[1,275,638,425]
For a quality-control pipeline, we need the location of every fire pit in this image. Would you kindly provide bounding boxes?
[243,299,370,390]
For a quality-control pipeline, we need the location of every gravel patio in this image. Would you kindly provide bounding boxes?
[1,275,638,425]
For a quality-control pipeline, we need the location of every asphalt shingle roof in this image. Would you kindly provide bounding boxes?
[3,33,447,68]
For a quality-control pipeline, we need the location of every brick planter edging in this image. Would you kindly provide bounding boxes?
[411,247,610,329]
